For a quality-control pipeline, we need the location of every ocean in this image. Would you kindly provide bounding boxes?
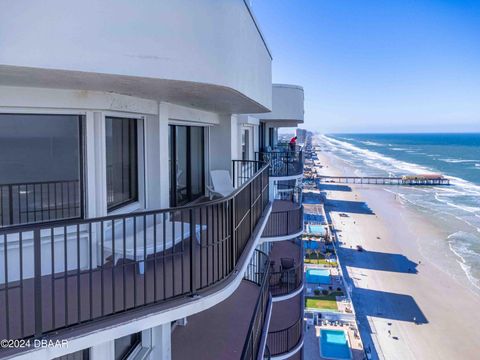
[320,133,480,291]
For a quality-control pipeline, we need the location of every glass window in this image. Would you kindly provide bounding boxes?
[0,114,82,227]
[115,333,141,360]
[242,129,249,160]
[106,117,138,211]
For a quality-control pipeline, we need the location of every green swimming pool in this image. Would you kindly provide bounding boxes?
[306,268,331,284]
[320,329,351,359]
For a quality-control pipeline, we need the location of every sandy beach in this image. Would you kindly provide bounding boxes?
[316,147,480,360]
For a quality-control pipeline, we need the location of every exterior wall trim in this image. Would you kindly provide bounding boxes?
[272,284,304,303]
[260,228,304,243]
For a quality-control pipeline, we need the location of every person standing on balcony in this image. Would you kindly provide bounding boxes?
[289,136,297,151]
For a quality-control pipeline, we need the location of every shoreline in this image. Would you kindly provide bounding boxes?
[315,143,480,359]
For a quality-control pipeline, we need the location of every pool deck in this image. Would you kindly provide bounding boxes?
[304,324,365,360]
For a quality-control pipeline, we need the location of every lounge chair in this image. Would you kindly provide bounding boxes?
[103,218,206,274]
[207,170,235,199]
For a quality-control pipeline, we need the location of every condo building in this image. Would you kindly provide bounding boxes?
[0,1,305,359]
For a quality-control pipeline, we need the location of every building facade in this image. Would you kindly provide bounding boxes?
[0,1,305,359]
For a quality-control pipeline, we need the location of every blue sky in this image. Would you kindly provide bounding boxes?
[252,0,480,133]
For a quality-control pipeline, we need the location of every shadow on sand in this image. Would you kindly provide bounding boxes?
[352,287,428,324]
[318,183,352,192]
[325,199,375,215]
[337,247,418,274]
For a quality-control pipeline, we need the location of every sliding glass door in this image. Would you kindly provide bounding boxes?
[169,125,205,207]
[105,117,138,211]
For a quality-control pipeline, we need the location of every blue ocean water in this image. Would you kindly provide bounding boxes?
[320,133,480,290]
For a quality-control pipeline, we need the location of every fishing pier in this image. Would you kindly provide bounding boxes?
[318,175,450,186]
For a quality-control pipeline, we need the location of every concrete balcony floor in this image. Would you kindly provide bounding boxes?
[269,239,302,269]
[172,279,260,360]
[272,199,301,213]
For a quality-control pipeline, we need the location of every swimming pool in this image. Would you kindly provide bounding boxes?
[308,224,326,236]
[306,268,331,284]
[320,329,351,359]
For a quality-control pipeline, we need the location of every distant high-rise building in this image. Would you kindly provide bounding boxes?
[296,128,308,144]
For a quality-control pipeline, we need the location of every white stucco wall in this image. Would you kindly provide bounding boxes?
[257,84,304,124]
[0,0,272,112]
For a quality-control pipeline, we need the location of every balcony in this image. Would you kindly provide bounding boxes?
[267,293,304,358]
[173,249,271,360]
[268,238,303,299]
[256,150,304,178]
[262,186,303,239]
[0,160,270,357]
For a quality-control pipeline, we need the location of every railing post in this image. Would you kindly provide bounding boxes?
[286,211,290,235]
[231,197,237,267]
[8,185,14,225]
[34,227,43,337]
[249,181,253,233]
[190,209,197,295]
[233,161,236,188]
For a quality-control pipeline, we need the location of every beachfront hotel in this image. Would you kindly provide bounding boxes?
[0,1,306,359]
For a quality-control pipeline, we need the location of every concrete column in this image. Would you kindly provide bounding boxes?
[158,102,170,208]
[144,113,162,209]
[91,111,106,267]
[90,340,114,360]
[150,323,172,360]
[209,114,235,173]
[93,111,107,217]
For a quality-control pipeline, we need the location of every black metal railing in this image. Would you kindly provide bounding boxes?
[269,263,303,297]
[233,160,267,188]
[0,180,81,228]
[267,317,303,357]
[255,150,304,177]
[0,160,269,345]
[241,250,271,360]
[273,143,302,153]
[262,206,303,238]
[274,184,303,204]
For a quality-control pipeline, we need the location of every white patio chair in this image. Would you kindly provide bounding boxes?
[207,170,235,199]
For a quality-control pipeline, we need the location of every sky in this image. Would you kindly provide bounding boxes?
[252,0,480,133]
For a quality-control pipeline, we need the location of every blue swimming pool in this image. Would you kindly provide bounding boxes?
[320,329,351,359]
[308,224,326,236]
[306,268,331,284]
